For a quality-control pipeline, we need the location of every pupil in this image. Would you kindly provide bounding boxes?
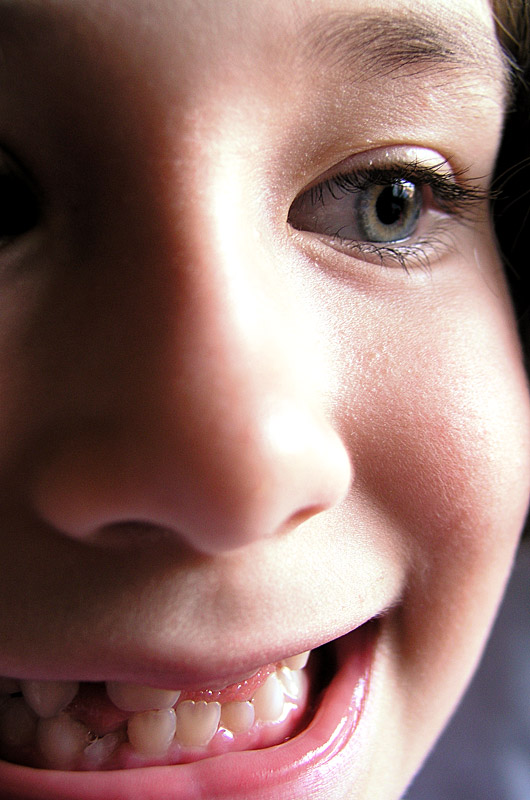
[375,182,412,227]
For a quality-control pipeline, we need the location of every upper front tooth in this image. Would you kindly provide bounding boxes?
[282,651,310,671]
[21,680,79,719]
[106,682,181,712]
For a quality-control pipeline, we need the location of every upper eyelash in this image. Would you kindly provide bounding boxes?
[310,159,491,219]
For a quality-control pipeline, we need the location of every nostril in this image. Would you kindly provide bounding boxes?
[284,506,327,534]
[85,520,193,551]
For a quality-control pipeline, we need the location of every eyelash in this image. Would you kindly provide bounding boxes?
[290,160,490,272]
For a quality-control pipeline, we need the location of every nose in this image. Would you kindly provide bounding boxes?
[31,168,352,555]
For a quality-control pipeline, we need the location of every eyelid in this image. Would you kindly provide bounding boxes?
[295,146,458,195]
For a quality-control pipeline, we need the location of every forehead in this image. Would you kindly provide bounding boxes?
[0,0,506,88]
[0,0,507,203]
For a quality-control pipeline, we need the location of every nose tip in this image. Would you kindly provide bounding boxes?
[201,402,353,552]
[31,399,352,554]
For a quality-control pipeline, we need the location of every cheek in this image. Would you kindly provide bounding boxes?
[334,263,530,551]
[355,299,530,565]
[329,262,530,719]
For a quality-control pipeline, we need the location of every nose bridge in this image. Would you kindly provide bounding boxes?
[124,151,309,446]
[178,176,303,430]
[32,146,352,554]
[166,235,319,544]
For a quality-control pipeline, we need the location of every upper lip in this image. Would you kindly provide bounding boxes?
[5,615,378,691]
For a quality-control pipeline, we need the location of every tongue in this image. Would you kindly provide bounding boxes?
[67,667,276,737]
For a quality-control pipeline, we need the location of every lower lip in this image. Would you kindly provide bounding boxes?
[0,623,376,800]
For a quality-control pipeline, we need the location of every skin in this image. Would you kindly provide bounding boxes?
[0,0,529,797]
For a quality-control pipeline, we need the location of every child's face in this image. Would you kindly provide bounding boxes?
[0,0,529,798]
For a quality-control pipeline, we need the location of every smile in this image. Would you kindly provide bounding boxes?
[0,622,376,799]
[0,653,311,770]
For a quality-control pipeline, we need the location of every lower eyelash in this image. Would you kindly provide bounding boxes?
[326,220,460,274]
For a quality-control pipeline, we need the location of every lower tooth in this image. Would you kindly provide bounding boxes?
[0,698,37,749]
[127,708,177,757]
[252,673,285,722]
[175,700,221,747]
[37,713,89,769]
[220,700,255,733]
[84,731,123,765]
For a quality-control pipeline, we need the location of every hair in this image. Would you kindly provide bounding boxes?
[491,1,530,539]
[492,0,530,74]
[491,1,530,346]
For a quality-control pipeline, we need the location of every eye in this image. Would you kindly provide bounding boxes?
[0,153,41,245]
[287,152,488,270]
[289,173,425,246]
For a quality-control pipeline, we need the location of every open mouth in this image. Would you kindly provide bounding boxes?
[0,621,377,798]
[0,652,312,771]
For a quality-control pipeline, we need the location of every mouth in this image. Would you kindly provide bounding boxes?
[0,620,377,799]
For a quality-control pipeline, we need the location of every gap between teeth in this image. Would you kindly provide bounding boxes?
[0,651,310,767]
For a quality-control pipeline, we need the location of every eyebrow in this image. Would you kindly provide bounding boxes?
[303,10,509,95]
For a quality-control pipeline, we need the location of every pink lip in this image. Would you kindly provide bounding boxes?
[0,623,376,800]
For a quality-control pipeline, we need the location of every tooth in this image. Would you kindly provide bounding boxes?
[175,700,221,747]
[36,713,89,769]
[252,673,285,722]
[277,666,303,700]
[21,680,79,719]
[0,697,37,748]
[84,730,123,765]
[106,682,180,712]
[127,708,176,757]
[220,700,255,733]
[282,650,310,670]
